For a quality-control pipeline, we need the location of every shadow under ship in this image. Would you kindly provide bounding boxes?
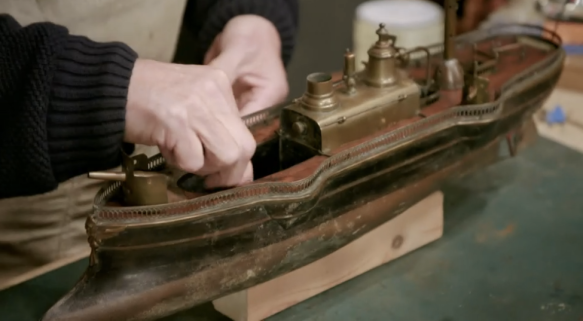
[43,6,565,321]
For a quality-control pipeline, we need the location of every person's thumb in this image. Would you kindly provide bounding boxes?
[207,50,243,84]
[204,34,223,65]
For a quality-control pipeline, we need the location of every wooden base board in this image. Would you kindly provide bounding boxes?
[213,191,444,321]
[535,88,583,154]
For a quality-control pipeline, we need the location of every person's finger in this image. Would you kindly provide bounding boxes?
[195,112,256,183]
[193,70,247,157]
[239,84,288,116]
[187,68,256,184]
[205,67,239,112]
[169,132,205,174]
[205,160,254,189]
[195,106,255,187]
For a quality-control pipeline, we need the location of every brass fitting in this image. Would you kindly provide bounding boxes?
[363,23,400,88]
[343,49,357,95]
[300,72,339,111]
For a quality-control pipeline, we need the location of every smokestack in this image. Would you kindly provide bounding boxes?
[443,0,457,60]
[435,0,464,91]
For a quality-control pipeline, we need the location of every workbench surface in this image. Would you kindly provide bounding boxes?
[1,137,582,321]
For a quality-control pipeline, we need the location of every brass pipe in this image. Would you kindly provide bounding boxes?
[343,49,355,76]
[343,49,357,94]
[404,47,432,88]
[88,172,127,181]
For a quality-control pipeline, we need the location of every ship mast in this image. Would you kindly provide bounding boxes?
[436,0,464,90]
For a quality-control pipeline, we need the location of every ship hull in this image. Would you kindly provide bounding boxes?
[43,25,564,321]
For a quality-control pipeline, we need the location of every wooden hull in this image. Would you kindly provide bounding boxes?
[43,25,564,321]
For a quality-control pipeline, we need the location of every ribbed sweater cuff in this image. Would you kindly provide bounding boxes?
[200,0,298,66]
[47,35,138,181]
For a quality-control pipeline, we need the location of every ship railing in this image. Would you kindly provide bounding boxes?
[408,23,562,60]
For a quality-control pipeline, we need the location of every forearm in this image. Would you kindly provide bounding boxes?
[186,0,299,66]
[0,14,137,199]
[49,34,136,183]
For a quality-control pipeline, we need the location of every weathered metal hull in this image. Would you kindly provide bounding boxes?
[43,25,564,321]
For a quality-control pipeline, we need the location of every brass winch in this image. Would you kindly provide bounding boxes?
[88,153,167,206]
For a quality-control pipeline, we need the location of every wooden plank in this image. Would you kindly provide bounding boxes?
[543,20,583,45]
[556,56,583,93]
[213,191,444,321]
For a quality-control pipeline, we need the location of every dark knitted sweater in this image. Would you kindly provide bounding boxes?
[0,0,299,199]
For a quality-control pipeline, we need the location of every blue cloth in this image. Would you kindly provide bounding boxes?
[563,44,583,55]
[546,105,567,124]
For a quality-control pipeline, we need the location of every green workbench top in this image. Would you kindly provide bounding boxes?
[1,137,582,321]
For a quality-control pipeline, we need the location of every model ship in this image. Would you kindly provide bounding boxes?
[43,2,565,321]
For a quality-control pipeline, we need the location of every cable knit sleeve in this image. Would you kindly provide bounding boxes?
[184,0,299,66]
[0,14,137,199]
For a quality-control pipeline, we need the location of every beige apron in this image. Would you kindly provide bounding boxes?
[0,0,187,290]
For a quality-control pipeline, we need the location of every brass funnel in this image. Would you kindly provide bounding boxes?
[436,0,464,90]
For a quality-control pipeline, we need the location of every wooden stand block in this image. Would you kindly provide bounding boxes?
[213,191,444,321]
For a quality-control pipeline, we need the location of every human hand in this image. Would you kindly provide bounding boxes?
[125,59,256,188]
[205,15,289,116]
